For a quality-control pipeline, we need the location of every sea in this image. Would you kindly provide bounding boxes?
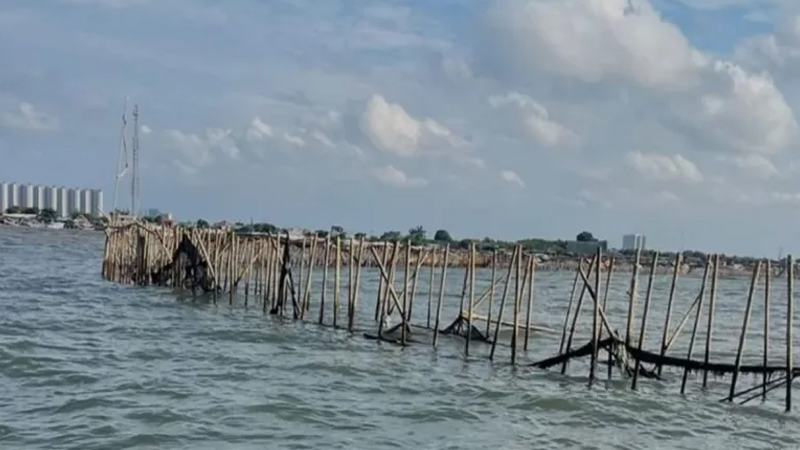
[1,227,799,450]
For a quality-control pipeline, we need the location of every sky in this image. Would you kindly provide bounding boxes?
[3,0,800,256]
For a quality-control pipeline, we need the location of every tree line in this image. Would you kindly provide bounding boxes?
[183,219,611,254]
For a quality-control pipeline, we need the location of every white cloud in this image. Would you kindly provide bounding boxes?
[719,154,779,179]
[1,102,59,132]
[246,116,273,142]
[626,152,703,183]
[360,94,466,157]
[488,91,578,148]
[500,169,525,187]
[486,0,707,89]
[371,165,428,188]
[483,0,798,156]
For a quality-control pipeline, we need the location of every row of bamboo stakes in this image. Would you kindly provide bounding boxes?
[559,247,796,412]
[102,223,798,411]
[101,223,542,363]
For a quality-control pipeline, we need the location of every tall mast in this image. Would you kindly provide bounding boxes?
[111,97,129,215]
[131,104,140,217]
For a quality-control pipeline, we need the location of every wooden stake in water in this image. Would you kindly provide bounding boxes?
[590,247,602,383]
[632,251,659,390]
[786,255,794,412]
[432,245,450,348]
[490,246,518,361]
[657,252,682,377]
[702,254,720,389]
[318,236,331,325]
[466,242,476,357]
[524,255,535,351]
[728,261,760,401]
[681,255,711,395]
[426,247,437,329]
[625,247,642,347]
[486,249,497,337]
[764,259,771,401]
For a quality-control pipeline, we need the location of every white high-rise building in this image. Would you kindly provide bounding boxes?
[44,186,58,211]
[33,185,45,210]
[67,188,80,216]
[90,189,104,217]
[0,182,8,213]
[56,187,69,218]
[9,183,20,209]
[21,184,34,209]
[80,189,92,215]
[622,234,647,251]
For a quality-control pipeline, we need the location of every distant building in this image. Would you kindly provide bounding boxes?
[0,182,8,212]
[33,185,45,210]
[21,184,34,209]
[56,187,69,218]
[80,189,92,215]
[622,234,647,251]
[0,181,103,218]
[9,183,20,209]
[44,186,58,211]
[67,188,80,216]
[90,190,103,217]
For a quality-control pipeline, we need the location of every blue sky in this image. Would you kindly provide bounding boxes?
[3,0,800,256]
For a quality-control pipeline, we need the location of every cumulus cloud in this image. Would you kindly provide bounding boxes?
[500,169,525,187]
[371,165,428,188]
[626,152,703,183]
[488,91,579,148]
[1,102,59,132]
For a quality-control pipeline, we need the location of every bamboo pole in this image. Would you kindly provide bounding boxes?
[511,246,522,365]
[680,255,711,395]
[625,247,642,346]
[590,247,602,383]
[375,244,389,321]
[318,237,331,325]
[333,236,341,328]
[486,249,497,338]
[657,252,682,377]
[523,254,535,351]
[426,247,437,329]
[349,238,365,332]
[728,261,761,401]
[432,245,450,348]
[702,254,720,388]
[490,246,518,361]
[465,242,476,357]
[562,255,598,374]
[632,251,659,390]
[786,255,793,412]
[764,259,771,401]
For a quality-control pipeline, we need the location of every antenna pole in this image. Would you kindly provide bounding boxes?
[131,104,140,218]
[111,96,129,215]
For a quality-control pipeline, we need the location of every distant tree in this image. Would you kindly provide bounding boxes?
[254,223,278,234]
[196,219,210,228]
[330,225,345,237]
[458,238,474,249]
[5,206,22,214]
[315,229,329,238]
[433,229,453,242]
[354,232,367,240]
[407,225,427,245]
[70,211,84,220]
[379,230,402,242]
[22,207,38,215]
[37,208,57,223]
[576,231,596,242]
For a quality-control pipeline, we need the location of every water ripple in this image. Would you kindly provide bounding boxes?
[1,228,797,449]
